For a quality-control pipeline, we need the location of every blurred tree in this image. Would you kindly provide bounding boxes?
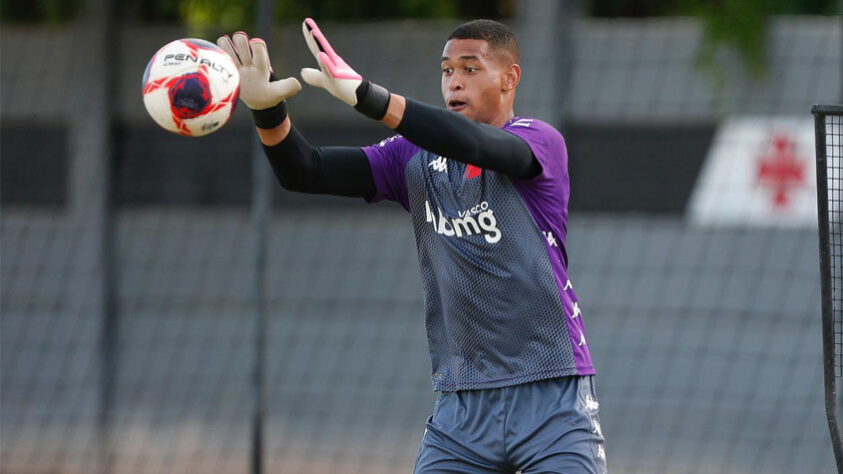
[588,0,839,85]
[178,0,253,32]
[1,0,81,23]
[274,0,458,21]
[588,0,838,17]
[3,0,835,24]
[685,0,772,77]
[679,0,837,76]
[128,0,512,31]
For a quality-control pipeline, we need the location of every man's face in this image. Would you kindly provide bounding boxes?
[441,38,511,124]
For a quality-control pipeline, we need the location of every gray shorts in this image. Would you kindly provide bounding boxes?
[414,375,607,473]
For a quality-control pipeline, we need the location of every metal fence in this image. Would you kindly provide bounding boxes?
[1,7,841,474]
[2,208,836,473]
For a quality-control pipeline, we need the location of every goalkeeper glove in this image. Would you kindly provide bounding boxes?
[300,18,391,120]
[216,32,301,129]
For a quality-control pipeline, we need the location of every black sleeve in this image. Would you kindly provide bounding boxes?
[395,98,541,179]
[262,126,376,199]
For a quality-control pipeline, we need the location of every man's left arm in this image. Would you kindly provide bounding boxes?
[300,18,540,179]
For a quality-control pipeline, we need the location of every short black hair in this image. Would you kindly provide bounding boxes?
[447,19,519,63]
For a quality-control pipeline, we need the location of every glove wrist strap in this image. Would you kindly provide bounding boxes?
[354,81,391,120]
[251,101,288,129]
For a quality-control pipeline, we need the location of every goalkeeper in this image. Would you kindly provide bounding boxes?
[219,18,606,473]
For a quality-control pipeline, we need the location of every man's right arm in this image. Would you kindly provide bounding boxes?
[258,117,375,198]
[217,32,375,199]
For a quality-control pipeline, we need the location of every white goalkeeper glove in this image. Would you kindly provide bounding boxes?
[300,18,392,120]
[217,32,301,128]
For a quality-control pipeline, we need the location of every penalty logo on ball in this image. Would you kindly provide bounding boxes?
[142,38,240,137]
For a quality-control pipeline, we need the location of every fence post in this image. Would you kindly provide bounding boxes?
[69,0,118,472]
[251,1,274,473]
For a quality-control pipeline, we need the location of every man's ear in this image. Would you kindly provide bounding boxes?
[503,63,521,91]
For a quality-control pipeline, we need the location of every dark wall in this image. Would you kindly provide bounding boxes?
[116,123,255,206]
[1,120,715,213]
[1,123,67,206]
[565,122,715,213]
[116,120,392,208]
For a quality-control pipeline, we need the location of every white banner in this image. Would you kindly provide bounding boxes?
[687,117,817,227]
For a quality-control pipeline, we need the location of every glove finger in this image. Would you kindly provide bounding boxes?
[269,77,302,100]
[317,51,337,77]
[301,19,323,63]
[216,35,241,66]
[232,31,253,66]
[249,38,271,72]
[304,18,340,60]
[300,68,328,89]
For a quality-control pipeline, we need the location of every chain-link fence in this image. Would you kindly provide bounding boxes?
[2,6,842,474]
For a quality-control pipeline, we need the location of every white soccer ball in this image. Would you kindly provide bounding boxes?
[142,38,240,137]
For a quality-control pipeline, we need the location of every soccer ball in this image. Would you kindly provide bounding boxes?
[142,38,240,137]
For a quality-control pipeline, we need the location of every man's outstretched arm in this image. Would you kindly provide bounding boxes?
[217,32,375,198]
[300,18,540,179]
[259,117,375,198]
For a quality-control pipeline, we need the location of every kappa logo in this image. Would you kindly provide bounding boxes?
[376,135,400,147]
[570,302,582,319]
[428,156,448,172]
[510,118,533,128]
[543,230,558,247]
[424,200,502,243]
[578,332,587,346]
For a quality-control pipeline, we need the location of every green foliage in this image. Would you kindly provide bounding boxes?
[589,0,839,17]
[167,0,515,36]
[590,0,839,100]
[179,0,254,34]
[1,0,81,23]
[685,0,770,78]
[679,0,837,94]
[275,0,459,21]
[590,0,839,77]
[146,0,506,36]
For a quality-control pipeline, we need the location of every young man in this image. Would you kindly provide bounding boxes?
[218,18,606,473]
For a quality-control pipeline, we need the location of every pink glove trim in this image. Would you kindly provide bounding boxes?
[304,18,362,81]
